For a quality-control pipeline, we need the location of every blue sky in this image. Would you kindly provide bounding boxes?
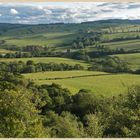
[0,2,140,24]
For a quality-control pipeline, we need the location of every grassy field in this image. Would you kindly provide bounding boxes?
[3,32,77,48]
[112,53,140,70]
[102,32,140,41]
[23,71,140,96]
[23,70,107,79]
[102,39,140,51]
[0,57,90,68]
[0,49,15,54]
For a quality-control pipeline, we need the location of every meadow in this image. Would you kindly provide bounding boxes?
[102,32,140,41]
[4,32,77,48]
[112,53,140,70]
[0,49,15,54]
[102,39,140,51]
[23,71,140,96]
[0,57,90,69]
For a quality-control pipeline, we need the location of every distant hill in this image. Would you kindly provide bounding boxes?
[82,19,140,24]
[0,19,140,38]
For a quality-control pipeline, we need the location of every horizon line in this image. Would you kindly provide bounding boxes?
[0,19,140,25]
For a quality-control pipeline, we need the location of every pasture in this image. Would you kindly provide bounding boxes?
[0,49,15,54]
[0,57,90,69]
[23,71,140,96]
[112,53,140,70]
[102,39,140,51]
[102,32,140,41]
[2,32,77,48]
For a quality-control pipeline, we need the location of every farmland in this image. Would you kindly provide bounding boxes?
[4,32,77,48]
[102,39,140,51]
[0,49,15,54]
[0,19,140,97]
[23,71,140,96]
[0,57,90,68]
[112,53,140,70]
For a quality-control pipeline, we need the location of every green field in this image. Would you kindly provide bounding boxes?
[0,49,15,54]
[102,32,140,41]
[103,39,140,51]
[0,57,90,69]
[112,53,140,70]
[23,71,140,96]
[2,32,77,49]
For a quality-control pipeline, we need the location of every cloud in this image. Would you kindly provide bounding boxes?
[0,2,140,24]
[37,5,44,10]
[128,3,140,9]
[10,8,18,15]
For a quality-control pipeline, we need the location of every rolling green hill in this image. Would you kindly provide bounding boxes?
[103,39,140,51]
[1,19,140,97]
[0,57,90,69]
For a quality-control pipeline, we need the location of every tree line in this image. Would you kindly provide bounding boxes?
[0,60,84,74]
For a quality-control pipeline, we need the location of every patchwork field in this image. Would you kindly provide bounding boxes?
[1,21,140,97]
[23,71,140,96]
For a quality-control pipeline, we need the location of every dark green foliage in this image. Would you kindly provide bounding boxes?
[0,72,140,137]
[0,72,48,138]
[102,86,140,137]
[88,56,130,73]
[0,61,84,74]
[71,89,102,117]
[44,111,85,138]
[38,83,72,114]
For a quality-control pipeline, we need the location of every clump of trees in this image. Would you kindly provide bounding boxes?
[70,50,91,62]
[0,72,140,138]
[72,33,101,49]
[0,60,84,74]
[0,45,65,58]
[88,56,131,73]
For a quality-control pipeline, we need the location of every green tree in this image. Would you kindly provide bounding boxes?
[45,111,85,138]
[84,113,104,137]
[0,88,48,137]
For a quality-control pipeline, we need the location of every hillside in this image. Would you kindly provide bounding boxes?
[0,18,140,138]
[0,19,140,96]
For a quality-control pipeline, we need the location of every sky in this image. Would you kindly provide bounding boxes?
[0,2,140,24]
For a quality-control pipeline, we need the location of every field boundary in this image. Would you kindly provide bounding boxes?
[43,73,113,80]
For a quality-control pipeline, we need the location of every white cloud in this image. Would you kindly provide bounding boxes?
[37,5,44,10]
[10,8,18,15]
[0,2,140,24]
